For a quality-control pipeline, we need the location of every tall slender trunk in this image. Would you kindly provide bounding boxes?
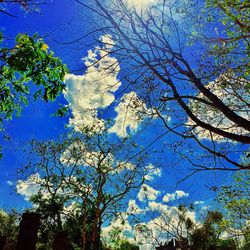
[82,205,87,250]
[91,208,101,250]
[0,235,6,250]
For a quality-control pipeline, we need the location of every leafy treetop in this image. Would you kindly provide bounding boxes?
[0,33,67,157]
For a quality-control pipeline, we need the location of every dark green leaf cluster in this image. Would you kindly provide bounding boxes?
[0,209,20,250]
[191,211,236,250]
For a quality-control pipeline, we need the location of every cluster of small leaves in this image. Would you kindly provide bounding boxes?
[217,171,250,227]
[214,171,250,248]
[0,32,67,124]
[205,0,250,80]
[206,0,250,32]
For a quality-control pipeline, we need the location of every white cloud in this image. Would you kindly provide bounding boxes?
[17,173,85,202]
[109,92,152,137]
[162,190,189,203]
[64,35,121,133]
[16,174,43,201]
[194,200,204,205]
[60,140,87,165]
[144,164,162,181]
[64,35,152,137]
[111,161,135,174]
[137,184,161,202]
[127,199,146,214]
[148,201,168,212]
[187,74,250,141]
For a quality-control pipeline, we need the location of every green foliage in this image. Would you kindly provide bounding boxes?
[216,171,250,248]
[217,239,237,250]
[0,33,67,122]
[29,193,65,249]
[0,32,67,158]
[217,171,250,225]
[64,203,96,249]
[53,104,69,117]
[240,232,250,250]
[116,240,139,250]
[30,194,90,249]
[104,228,139,250]
[19,131,144,249]
[0,209,20,249]
[205,0,250,78]
[191,211,237,250]
[206,0,250,33]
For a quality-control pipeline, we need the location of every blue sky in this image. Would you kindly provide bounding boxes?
[0,0,238,235]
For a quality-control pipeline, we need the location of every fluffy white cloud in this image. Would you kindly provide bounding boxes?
[144,164,162,181]
[127,199,146,214]
[187,74,250,141]
[162,190,189,203]
[201,205,210,211]
[148,201,168,212]
[64,35,151,137]
[64,35,121,133]
[137,184,161,202]
[16,174,44,201]
[102,187,197,247]
[109,92,152,137]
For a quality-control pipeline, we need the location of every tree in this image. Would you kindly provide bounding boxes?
[206,0,249,69]
[116,240,139,250]
[191,211,237,250]
[0,32,67,158]
[0,0,50,17]
[216,171,250,248]
[73,0,250,171]
[0,0,67,158]
[137,204,196,246]
[17,126,146,249]
[0,209,20,250]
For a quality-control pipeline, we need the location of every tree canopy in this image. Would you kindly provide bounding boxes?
[73,0,250,171]
[0,33,67,157]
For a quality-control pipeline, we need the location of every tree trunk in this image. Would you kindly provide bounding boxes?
[16,212,41,250]
[0,235,6,250]
[53,231,72,250]
[82,206,87,250]
[91,208,101,250]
